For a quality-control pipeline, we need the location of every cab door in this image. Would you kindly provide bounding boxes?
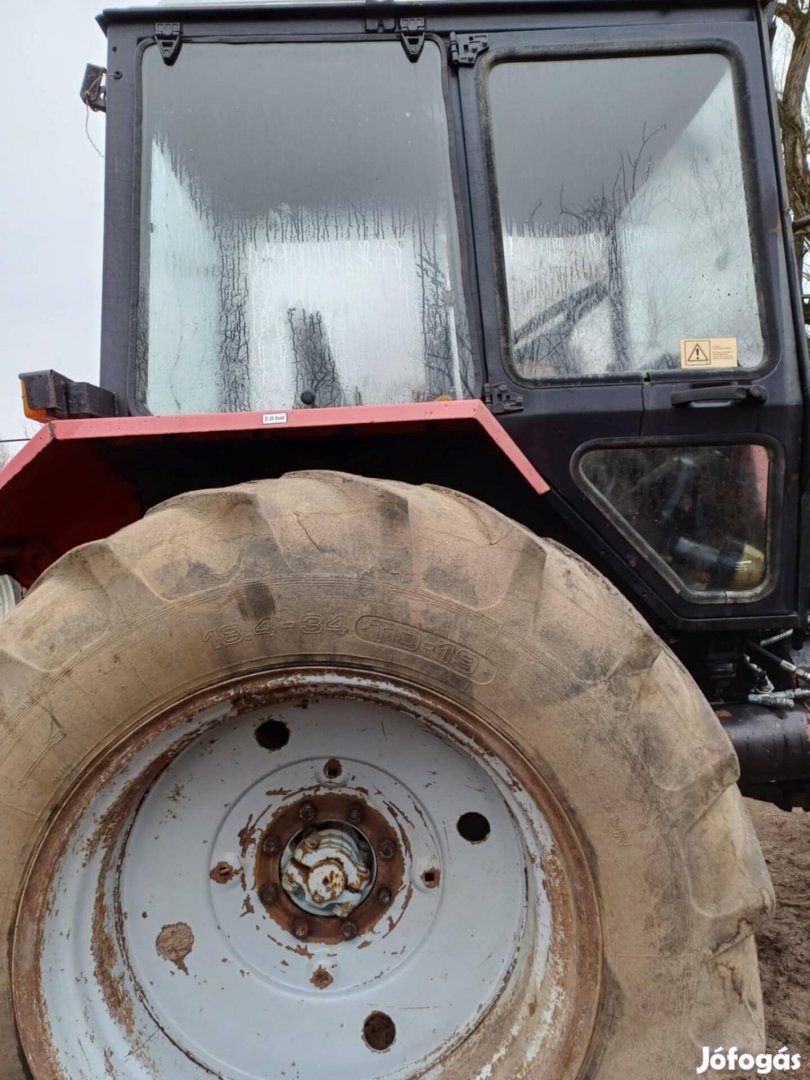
[457,12,804,627]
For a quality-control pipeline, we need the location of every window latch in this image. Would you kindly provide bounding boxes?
[483,382,524,415]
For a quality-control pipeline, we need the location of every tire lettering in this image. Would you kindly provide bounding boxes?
[354,616,494,684]
[202,611,351,649]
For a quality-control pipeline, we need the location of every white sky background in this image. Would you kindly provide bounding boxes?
[0,0,121,449]
[0,4,797,455]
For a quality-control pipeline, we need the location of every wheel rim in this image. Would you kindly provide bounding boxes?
[13,669,602,1079]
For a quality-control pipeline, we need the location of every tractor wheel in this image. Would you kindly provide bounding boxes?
[0,473,771,1079]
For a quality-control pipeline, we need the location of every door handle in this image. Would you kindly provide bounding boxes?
[671,383,767,407]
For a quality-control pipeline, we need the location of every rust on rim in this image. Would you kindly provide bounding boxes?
[255,793,405,944]
[10,667,603,1080]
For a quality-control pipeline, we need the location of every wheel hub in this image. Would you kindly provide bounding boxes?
[281,821,373,916]
[254,791,405,942]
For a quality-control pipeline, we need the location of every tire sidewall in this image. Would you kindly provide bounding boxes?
[5,572,711,1077]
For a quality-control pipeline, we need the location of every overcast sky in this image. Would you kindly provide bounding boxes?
[0,1,121,448]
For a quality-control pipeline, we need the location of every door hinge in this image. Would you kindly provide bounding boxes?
[483,383,524,415]
[449,33,489,67]
[399,17,426,62]
[155,22,182,66]
[364,3,426,60]
[365,0,396,33]
[80,64,107,113]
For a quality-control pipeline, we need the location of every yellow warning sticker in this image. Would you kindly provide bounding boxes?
[680,337,738,369]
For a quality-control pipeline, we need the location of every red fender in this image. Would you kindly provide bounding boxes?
[0,401,548,587]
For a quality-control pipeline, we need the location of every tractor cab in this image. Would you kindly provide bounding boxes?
[6,0,807,652]
[73,1,802,630]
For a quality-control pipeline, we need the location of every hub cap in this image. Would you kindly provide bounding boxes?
[281,822,373,916]
[13,670,601,1079]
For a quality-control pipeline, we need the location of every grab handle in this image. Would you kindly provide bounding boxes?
[671,384,767,407]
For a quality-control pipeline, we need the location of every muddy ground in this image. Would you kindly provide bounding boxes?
[741,799,810,1075]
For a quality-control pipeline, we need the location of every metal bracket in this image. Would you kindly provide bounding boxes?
[399,17,426,62]
[79,64,107,113]
[155,22,182,66]
[449,33,489,67]
[483,383,524,415]
[19,370,117,421]
[365,0,396,33]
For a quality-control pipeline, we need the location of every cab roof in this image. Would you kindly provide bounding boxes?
[98,0,774,31]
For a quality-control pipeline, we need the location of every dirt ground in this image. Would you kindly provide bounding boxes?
[741,799,810,1075]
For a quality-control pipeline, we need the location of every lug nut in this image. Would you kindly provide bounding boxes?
[299,801,317,823]
[378,838,396,860]
[324,758,343,779]
[293,917,311,939]
[347,803,365,825]
[302,831,321,852]
[341,920,358,941]
[261,834,281,856]
[377,887,392,906]
[258,883,279,905]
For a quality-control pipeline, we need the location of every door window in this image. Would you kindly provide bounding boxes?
[577,444,772,598]
[488,54,764,380]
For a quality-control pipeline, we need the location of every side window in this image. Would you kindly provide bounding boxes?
[487,54,764,380]
[576,444,773,599]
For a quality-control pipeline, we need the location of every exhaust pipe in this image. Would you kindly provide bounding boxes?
[720,703,810,784]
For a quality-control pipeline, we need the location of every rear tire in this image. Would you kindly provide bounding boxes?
[0,472,772,1078]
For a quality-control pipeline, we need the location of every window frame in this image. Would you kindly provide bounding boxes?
[477,34,780,390]
[572,434,784,604]
[122,28,483,416]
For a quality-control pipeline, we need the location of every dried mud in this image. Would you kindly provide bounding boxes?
[739,799,810,1078]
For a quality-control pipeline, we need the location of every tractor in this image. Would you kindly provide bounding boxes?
[0,0,805,1076]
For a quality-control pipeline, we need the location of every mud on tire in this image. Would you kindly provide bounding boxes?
[0,473,773,1079]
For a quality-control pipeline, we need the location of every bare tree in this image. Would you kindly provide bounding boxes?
[776,1,810,319]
